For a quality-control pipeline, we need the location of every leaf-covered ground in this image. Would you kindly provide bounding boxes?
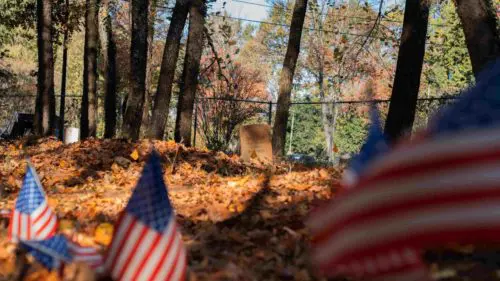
[2,138,500,281]
[0,137,338,281]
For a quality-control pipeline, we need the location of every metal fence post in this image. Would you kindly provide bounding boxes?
[268,101,272,125]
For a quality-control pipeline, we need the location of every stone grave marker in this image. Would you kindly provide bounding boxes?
[239,124,273,163]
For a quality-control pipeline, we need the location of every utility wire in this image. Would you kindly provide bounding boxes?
[231,0,450,27]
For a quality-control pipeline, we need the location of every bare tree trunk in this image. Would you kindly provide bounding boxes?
[272,0,308,158]
[99,0,117,138]
[59,0,69,141]
[454,0,500,76]
[34,0,56,136]
[319,77,337,162]
[81,0,99,139]
[174,0,205,146]
[384,0,430,142]
[141,0,157,138]
[148,0,190,139]
[122,0,149,140]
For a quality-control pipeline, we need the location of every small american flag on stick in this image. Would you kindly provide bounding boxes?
[20,234,72,270]
[309,59,500,281]
[9,162,58,242]
[104,151,187,281]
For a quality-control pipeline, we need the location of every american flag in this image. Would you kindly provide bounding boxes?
[308,58,500,280]
[9,163,58,242]
[104,151,187,281]
[20,234,72,270]
[342,107,389,187]
[68,240,104,272]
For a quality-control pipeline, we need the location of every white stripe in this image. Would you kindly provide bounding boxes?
[104,215,133,271]
[308,162,500,231]
[30,201,47,220]
[35,214,56,239]
[21,214,29,240]
[121,230,157,280]
[138,221,176,279]
[111,221,147,279]
[10,211,19,241]
[170,247,186,281]
[153,234,182,281]
[365,127,500,178]
[315,200,500,263]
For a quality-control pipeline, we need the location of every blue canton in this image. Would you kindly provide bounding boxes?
[125,151,173,232]
[430,58,500,135]
[348,107,389,176]
[15,164,46,214]
[20,235,72,270]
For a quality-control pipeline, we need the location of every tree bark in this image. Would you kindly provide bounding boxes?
[81,0,99,139]
[174,0,205,146]
[271,0,308,158]
[34,0,56,136]
[384,0,430,142]
[122,0,149,140]
[59,0,69,141]
[148,0,190,139]
[454,0,500,77]
[99,0,117,138]
[140,0,157,138]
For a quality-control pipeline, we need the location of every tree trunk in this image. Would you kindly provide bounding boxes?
[122,0,149,140]
[99,0,117,138]
[174,0,205,146]
[319,77,337,162]
[141,0,157,138]
[148,0,190,139]
[384,0,430,142]
[271,0,308,158]
[34,0,56,136]
[81,0,99,139]
[59,0,69,141]
[454,0,500,77]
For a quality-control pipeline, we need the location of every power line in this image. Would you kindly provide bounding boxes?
[230,0,450,27]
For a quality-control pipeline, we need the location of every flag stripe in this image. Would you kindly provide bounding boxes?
[150,225,180,281]
[154,234,183,281]
[363,127,500,178]
[136,221,176,280]
[314,200,500,264]
[32,204,49,224]
[111,218,141,278]
[104,214,133,271]
[117,226,150,280]
[313,186,500,243]
[309,161,500,232]
[130,232,162,280]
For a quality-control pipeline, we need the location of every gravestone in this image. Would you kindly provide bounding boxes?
[239,124,273,163]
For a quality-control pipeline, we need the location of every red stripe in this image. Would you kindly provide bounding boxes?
[17,214,22,240]
[27,216,31,240]
[313,187,500,243]
[32,204,49,224]
[319,226,500,268]
[164,242,183,281]
[150,225,178,280]
[131,232,162,280]
[35,212,55,237]
[116,225,149,280]
[103,212,124,265]
[8,210,14,240]
[359,147,500,188]
[109,218,137,272]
